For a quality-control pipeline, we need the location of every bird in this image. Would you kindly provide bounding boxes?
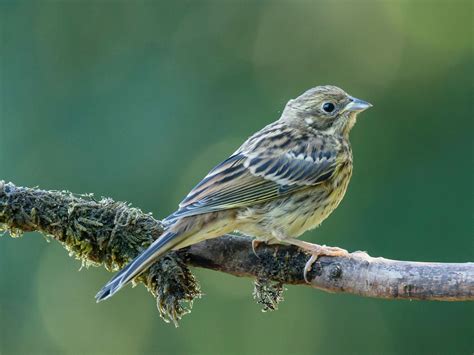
[95,85,372,302]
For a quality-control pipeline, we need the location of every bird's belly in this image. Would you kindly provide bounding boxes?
[237,169,351,240]
[273,188,340,237]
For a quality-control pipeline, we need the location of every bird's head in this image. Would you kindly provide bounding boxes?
[281,85,372,137]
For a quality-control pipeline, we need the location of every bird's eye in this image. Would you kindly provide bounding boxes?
[322,102,335,113]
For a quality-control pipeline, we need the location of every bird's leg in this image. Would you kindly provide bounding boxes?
[283,238,349,282]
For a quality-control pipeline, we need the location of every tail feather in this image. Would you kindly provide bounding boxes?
[95,231,180,302]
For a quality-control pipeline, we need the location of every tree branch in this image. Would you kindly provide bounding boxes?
[1,181,472,324]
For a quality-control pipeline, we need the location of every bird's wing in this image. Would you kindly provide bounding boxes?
[163,126,347,224]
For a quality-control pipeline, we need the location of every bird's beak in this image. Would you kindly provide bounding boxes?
[346,96,373,112]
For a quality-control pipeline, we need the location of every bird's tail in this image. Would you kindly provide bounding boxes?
[95,230,183,302]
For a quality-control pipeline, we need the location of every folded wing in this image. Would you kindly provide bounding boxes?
[163,127,345,225]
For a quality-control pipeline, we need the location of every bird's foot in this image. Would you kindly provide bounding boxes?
[301,244,349,283]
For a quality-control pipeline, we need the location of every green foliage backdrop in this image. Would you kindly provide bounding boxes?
[1,1,472,354]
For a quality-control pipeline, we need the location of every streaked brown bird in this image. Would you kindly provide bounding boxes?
[96,85,372,301]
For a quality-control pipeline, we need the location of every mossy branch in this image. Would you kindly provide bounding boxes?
[1,181,473,325]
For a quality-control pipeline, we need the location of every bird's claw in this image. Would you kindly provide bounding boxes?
[302,244,349,283]
[303,254,319,283]
[252,239,263,257]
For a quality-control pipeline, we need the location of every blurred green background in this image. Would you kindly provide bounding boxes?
[1,1,472,354]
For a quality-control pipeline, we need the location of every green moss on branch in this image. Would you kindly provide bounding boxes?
[0,181,201,325]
